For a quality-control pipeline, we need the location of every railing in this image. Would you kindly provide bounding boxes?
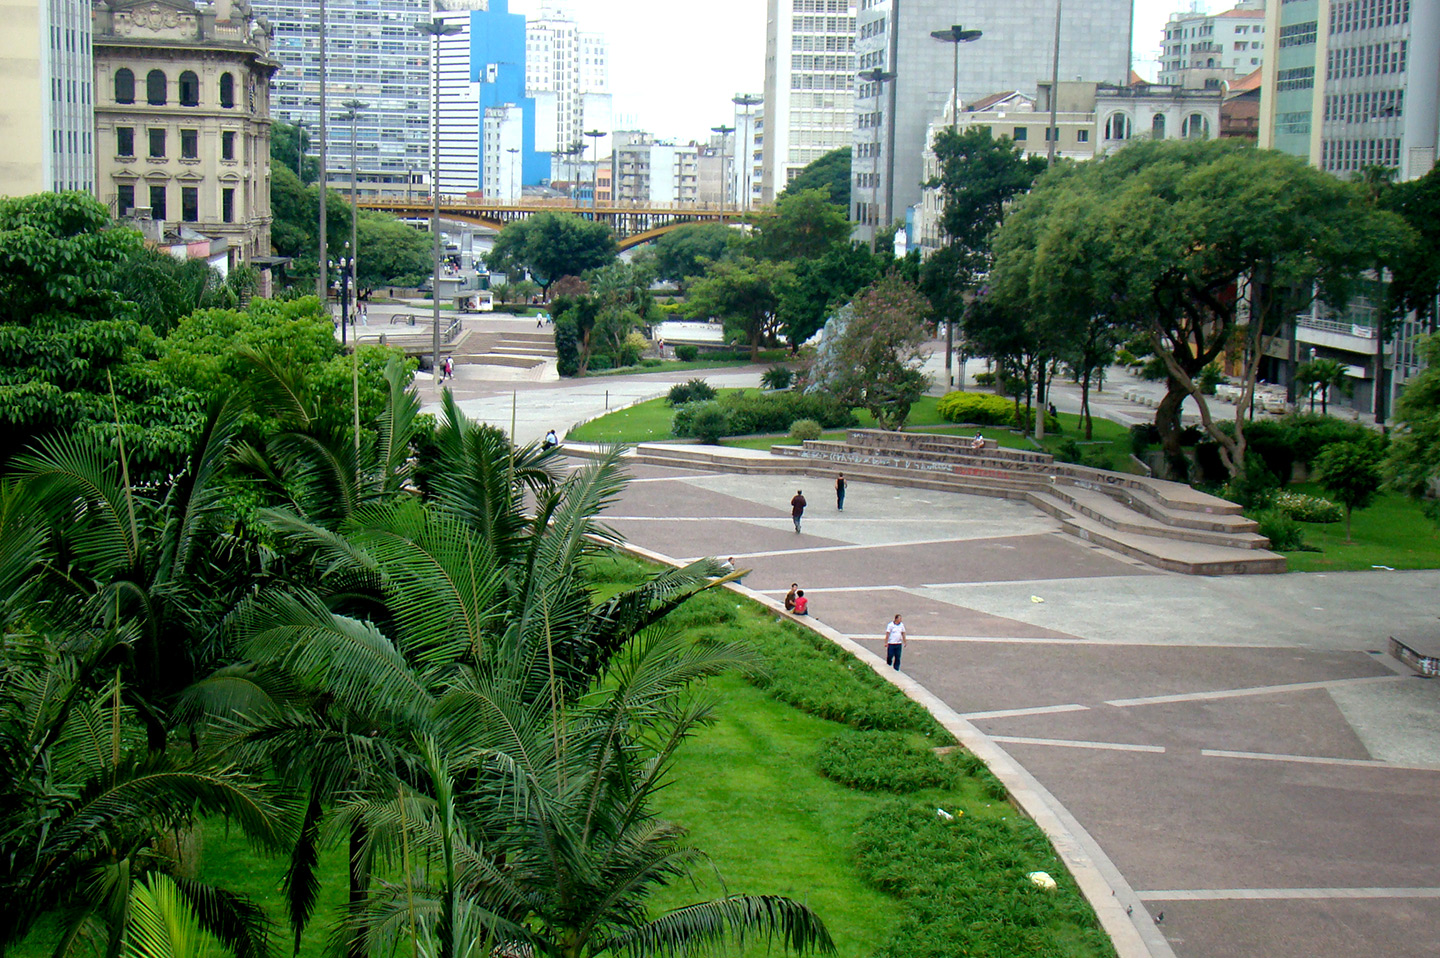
[1298,316,1375,339]
[389,313,418,326]
[443,317,463,344]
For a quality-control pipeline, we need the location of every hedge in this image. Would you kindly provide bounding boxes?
[936,391,1059,433]
[672,389,857,440]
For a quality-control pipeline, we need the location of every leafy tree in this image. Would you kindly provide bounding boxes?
[586,259,655,364]
[1294,358,1352,414]
[1313,440,1383,540]
[271,120,321,185]
[685,257,792,360]
[750,188,850,262]
[355,210,431,291]
[110,246,254,337]
[777,241,883,349]
[1385,333,1440,525]
[813,275,932,430]
[781,148,851,210]
[1380,164,1440,331]
[489,212,618,295]
[652,222,740,289]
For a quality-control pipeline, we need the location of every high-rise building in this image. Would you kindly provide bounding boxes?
[1257,0,1439,419]
[1158,1,1267,87]
[611,131,699,205]
[852,0,1133,246]
[0,0,94,196]
[92,0,277,264]
[257,0,433,197]
[760,0,857,204]
[525,5,610,175]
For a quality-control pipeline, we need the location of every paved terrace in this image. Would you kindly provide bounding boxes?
[599,460,1440,958]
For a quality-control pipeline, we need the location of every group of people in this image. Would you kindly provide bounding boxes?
[438,356,455,382]
[783,583,809,616]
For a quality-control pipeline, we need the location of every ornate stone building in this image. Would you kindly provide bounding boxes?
[92,0,278,266]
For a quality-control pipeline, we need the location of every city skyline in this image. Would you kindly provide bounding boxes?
[507,0,1234,145]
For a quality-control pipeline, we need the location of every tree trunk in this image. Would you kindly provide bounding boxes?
[1035,359,1046,440]
[1080,366,1093,440]
[1345,504,1352,542]
[1155,382,1190,481]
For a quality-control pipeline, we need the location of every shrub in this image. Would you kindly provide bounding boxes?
[1129,423,1157,458]
[972,371,995,387]
[936,391,1015,426]
[671,400,723,440]
[674,344,699,362]
[1079,447,1113,471]
[817,731,953,793]
[1054,438,1082,464]
[761,366,793,390]
[666,378,716,406]
[1198,363,1225,395]
[1274,490,1343,523]
[1115,348,1138,367]
[789,418,823,441]
[718,389,856,435]
[1255,507,1307,551]
[1224,455,1280,510]
[619,330,649,367]
[587,353,614,372]
[1283,414,1381,467]
[1140,356,1168,381]
[640,357,662,367]
[690,404,730,444]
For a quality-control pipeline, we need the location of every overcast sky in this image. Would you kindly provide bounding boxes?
[507,0,1226,143]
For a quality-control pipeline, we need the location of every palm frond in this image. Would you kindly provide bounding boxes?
[165,396,247,575]
[612,895,835,958]
[170,875,273,958]
[15,431,141,579]
[122,873,214,958]
[280,793,322,956]
[374,355,421,499]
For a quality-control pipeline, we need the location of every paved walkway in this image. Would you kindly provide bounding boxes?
[598,462,1440,958]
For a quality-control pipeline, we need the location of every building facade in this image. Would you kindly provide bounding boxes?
[525,6,610,176]
[1257,0,1439,419]
[256,0,432,197]
[851,0,1133,246]
[1158,1,1267,86]
[0,0,95,196]
[93,0,278,263]
[760,0,857,204]
[611,131,699,205]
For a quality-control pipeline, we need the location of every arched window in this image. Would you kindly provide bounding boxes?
[1151,113,1166,139]
[219,73,235,109]
[146,69,167,106]
[178,70,199,106]
[1182,113,1210,139]
[1104,113,1132,141]
[114,68,134,104]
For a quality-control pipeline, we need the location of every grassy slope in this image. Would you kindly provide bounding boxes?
[1281,484,1440,572]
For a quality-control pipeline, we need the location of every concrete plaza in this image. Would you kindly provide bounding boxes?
[603,462,1440,958]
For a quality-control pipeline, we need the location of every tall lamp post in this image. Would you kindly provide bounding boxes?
[506,147,520,202]
[417,12,463,384]
[295,119,306,183]
[711,123,734,209]
[929,25,982,390]
[584,129,605,208]
[341,98,367,338]
[315,0,329,301]
[731,94,762,212]
[330,244,354,345]
[566,141,584,204]
[1046,0,1063,168]
[857,68,895,253]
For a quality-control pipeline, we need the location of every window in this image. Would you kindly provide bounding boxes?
[148,128,166,158]
[150,184,167,221]
[181,187,198,222]
[1104,113,1132,140]
[114,68,134,104]
[1013,126,1028,141]
[1076,129,1089,143]
[178,71,199,106]
[116,127,134,156]
[146,69,166,105]
[1182,113,1210,139]
[221,131,236,160]
[222,187,235,223]
[219,73,235,108]
[181,129,198,159]
[1152,113,1167,138]
[117,184,134,217]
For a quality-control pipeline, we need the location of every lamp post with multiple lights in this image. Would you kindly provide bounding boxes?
[341,99,366,337]
[584,129,605,207]
[731,94,761,212]
[315,0,328,301]
[711,124,734,209]
[929,24,982,390]
[416,12,463,384]
[506,147,520,201]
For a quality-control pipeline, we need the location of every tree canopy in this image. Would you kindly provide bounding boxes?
[780,148,851,210]
[685,257,792,360]
[652,221,739,287]
[488,211,618,293]
[811,275,932,430]
[750,188,851,262]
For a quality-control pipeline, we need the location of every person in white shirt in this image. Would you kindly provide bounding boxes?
[884,614,907,671]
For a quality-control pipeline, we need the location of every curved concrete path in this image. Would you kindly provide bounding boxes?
[600,460,1440,958]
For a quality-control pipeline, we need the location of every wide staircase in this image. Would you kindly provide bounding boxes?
[452,328,558,381]
[623,429,1283,576]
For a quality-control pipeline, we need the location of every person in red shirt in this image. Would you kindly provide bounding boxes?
[792,590,808,616]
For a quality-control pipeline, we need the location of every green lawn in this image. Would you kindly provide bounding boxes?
[1281,484,1440,572]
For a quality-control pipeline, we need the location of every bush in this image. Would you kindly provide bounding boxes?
[718,389,856,435]
[972,371,995,387]
[1224,455,1280,510]
[1054,438,1082,464]
[1274,490,1343,523]
[936,391,1057,433]
[761,366,793,390]
[619,331,649,367]
[1115,348,1138,367]
[1198,363,1225,395]
[640,357,662,367]
[1140,356,1168,381]
[690,404,730,444]
[674,344,699,362]
[1079,447,1113,471]
[671,400,724,440]
[789,418,823,442]
[1283,414,1381,467]
[1255,507,1307,551]
[587,353,614,372]
[666,378,717,406]
[554,316,579,377]
[817,731,953,793]
[1129,423,1157,458]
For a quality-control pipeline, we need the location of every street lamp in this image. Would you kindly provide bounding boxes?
[329,243,354,345]
[731,94,762,212]
[341,98,367,335]
[506,146,520,202]
[584,129,605,208]
[295,119,306,183]
[711,123,734,209]
[1045,1,1062,167]
[929,26,981,390]
[417,13,463,384]
[315,0,329,301]
[857,68,895,253]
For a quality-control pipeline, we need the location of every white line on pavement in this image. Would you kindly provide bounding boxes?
[964,704,1091,720]
[1201,748,1440,773]
[1136,887,1440,902]
[1105,675,1403,708]
[990,735,1166,754]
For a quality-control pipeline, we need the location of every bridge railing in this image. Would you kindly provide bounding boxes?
[443,317,464,344]
[361,197,743,215]
[389,313,417,326]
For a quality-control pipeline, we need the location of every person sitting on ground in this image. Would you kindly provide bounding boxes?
[783,583,798,612]
[792,590,808,616]
[542,429,559,450]
[971,432,986,450]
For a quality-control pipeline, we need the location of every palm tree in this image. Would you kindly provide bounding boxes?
[1294,358,1351,415]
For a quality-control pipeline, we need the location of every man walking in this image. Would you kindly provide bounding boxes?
[884,614,907,671]
[835,473,847,511]
[790,489,807,533]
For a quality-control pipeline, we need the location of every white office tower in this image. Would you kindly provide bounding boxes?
[0,0,94,196]
[483,104,524,201]
[1158,2,1267,88]
[526,5,611,175]
[437,9,480,197]
[760,0,858,203]
[852,0,1133,246]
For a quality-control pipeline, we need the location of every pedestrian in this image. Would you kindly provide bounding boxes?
[783,583,798,612]
[884,614,907,671]
[360,302,368,325]
[543,429,558,450]
[790,489,807,533]
[835,473,847,511]
[792,590,809,616]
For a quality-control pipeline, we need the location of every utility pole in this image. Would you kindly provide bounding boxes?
[732,94,762,212]
[585,129,605,208]
[343,99,366,336]
[711,124,735,209]
[315,0,328,302]
[417,8,463,385]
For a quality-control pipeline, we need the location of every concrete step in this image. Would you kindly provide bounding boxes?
[845,428,1055,465]
[501,331,557,344]
[1046,507,1286,576]
[779,440,1053,478]
[1031,484,1270,551]
[1053,476,1256,535]
[468,354,547,369]
[489,345,557,357]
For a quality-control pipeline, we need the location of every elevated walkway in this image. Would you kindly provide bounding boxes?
[582,429,1283,576]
